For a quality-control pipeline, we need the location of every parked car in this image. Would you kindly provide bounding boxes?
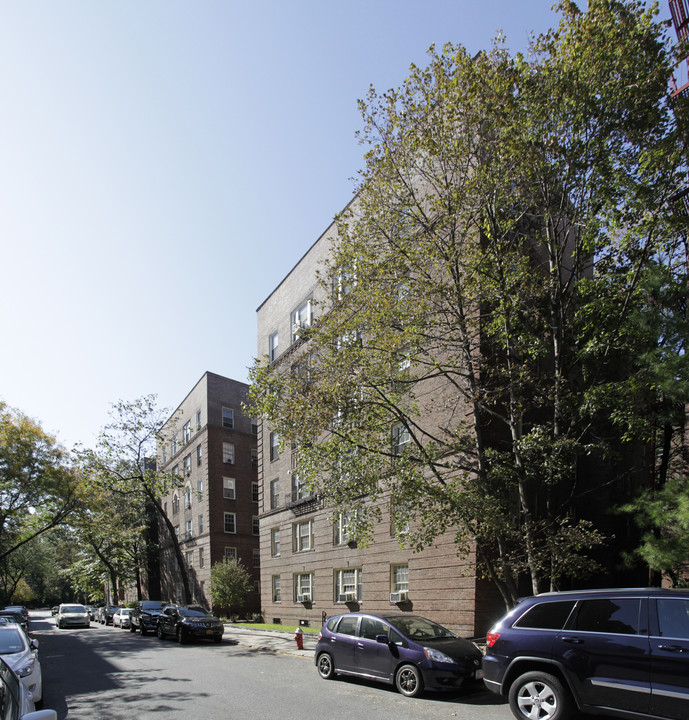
[129,600,167,636]
[0,624,43,707]
[0,654,56,719]
[101,606,120,626]
[112,608,130,629]
[483,587,689,720]
[50,608,58,617]
[156,605,224,644]
[314,612,483,698]
[0,609,28,633]
[55,604,90,629]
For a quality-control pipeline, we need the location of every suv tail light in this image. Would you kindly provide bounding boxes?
[486,631,500,647]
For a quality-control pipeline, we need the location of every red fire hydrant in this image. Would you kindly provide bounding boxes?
[295,627,304,650]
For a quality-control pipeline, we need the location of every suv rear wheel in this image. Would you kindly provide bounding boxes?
[508,671,571,720]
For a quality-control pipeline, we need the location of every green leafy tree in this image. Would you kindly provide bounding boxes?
[79,396,191,603]
[0,402,81,563]
[209,559,252,617]
[249,1,686,607]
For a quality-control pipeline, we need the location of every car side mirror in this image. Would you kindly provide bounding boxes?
[30,639,39,650]
[375,634,389,644]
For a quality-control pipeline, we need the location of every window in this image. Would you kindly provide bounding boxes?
[197,478,203,499]
[251,448,258,469]
[185,550,193,567]
[293,519,313,552]
[270,432,279,462]
[572,598,640,635]
[253,549,260,568]
[252,482,259,503]
[183,421,191,443]
[294,573,313,601]
[657,599,689,639]
[251,418,258,435]
[199,547,205,568]
[223,442,235,464]
[223,477,236,500]
[174,525,180,538]
[291,472,310,502]
[333,265,356,299]
[196,444,203,466]
[270,479,280,509]
[184,485,192,509]
[222,407,234,429]
[514,601,576,630]
[171,436,178,456]
[271,528,281,556]
[269,331,279,362]
[172,464,179,479]
[335,568,362,602]
[336,615,359,636]
[183,454,191,476]
[224,547,237,561]
[334,510,355,546]
[291,297,313,342]
[198,514,204,535]
[391,564,409,593]
[224,512,236,534]
[272,575,281,602]
[195,409,202,430]
[185,519,193,539]
[392,422,410,457]
[252,516,260,536]
[172,494,180,514]
[162,446,167,464]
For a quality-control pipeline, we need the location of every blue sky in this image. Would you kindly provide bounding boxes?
[0,1,672,450]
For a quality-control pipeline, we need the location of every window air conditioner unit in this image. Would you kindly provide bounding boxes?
[390,591,408,603]
[296,593,311,603]
[338,593,356,603]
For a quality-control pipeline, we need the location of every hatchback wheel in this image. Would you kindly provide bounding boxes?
[316,652,335,679]
[157,625,165,640]
[140,626,147,636]
[177,627,186,645]
[395,664,423,697]
[509,671,571,720]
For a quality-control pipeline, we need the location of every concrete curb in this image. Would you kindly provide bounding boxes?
[222,624,317,658]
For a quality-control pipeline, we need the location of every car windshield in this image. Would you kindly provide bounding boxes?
[62,605,86,613]
[120,609,129,615]
[141,602,165,611]
[0,628,26,655]
[180,607,211,618]
[387,616,457,641]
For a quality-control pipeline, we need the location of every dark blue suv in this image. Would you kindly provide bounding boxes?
[483,588,689,720]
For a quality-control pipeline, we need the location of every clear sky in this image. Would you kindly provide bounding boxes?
[0,1,672,451]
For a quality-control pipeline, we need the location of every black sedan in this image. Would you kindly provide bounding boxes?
[156,605,224,644]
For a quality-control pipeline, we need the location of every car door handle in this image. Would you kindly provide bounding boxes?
[561,636,583,644]
[657,644,687,652]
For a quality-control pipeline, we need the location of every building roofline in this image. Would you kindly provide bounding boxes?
[256,191,359,313]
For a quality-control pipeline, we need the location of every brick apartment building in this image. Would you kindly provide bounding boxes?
[256,215,501,637]
[158,371,261,615]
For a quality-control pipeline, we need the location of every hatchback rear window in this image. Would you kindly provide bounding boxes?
[513,601,576,630]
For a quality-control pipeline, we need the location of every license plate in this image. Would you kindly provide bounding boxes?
[474,669,484,680]
[206,629,214,635]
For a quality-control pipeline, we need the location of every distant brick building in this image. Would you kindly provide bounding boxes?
[158,372,260,615]
[255,216,501,637]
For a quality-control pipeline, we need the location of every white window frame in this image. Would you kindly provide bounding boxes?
[272,575,281,602]
[269,331,279,362]
[270,432,279,462]
[291,297,313,343]
[223,477,236,500]
[270,479,280,509]
[335,568,362,602]
[391,563,409,593]
[224,547,237,561]
[271,528,280,557]
[223,442,235,464]
[292,519,313,553]
[222,407,234,429]
[224,512,236,534]
[294,573,313,601]
[183,421,191,443]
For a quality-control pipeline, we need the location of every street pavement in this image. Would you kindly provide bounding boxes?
[222,623,317,657]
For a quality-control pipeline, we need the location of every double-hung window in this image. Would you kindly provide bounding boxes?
[271,528,281,556]
[223,477,236,500]
[335,568,362,602]
[269,331,279,362]
[222,407,234,429]
[223,442,235,464]
[224,512,236,534]
[291,297,312,343]
[293,519,313,552]
[294,573,313,602]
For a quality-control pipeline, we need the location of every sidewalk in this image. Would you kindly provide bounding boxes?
[222,624,317,658]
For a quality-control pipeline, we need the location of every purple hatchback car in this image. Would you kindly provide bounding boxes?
[315,612,483,698]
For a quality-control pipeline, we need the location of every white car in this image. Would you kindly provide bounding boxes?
[0,652,56,719]
[112,608,130,628]
[0,625,43,708]
[55,604,90,629]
